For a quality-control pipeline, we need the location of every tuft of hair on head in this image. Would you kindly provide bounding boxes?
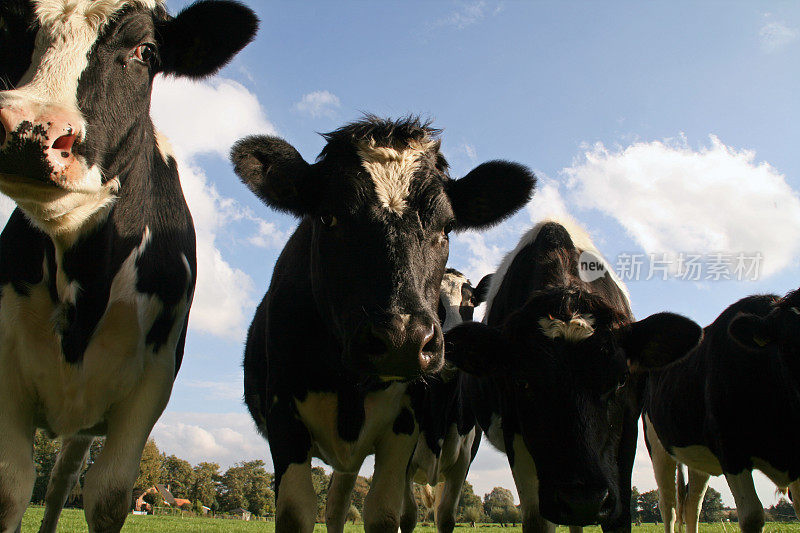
[538,314,596,343]
[318,114,443,160]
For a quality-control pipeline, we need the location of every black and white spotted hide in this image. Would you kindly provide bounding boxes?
[234,116,535,533]
[0,2,257,532]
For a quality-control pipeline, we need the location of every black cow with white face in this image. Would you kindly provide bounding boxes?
[446,219,702,532]
[644,288,800,533]
[231,116,534,533]
[0,2,256,532]
[400,269,491,533]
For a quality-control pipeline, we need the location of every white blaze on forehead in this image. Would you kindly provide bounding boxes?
[538,314,595,343]
[11,0,160,110]
[357,138,435,215]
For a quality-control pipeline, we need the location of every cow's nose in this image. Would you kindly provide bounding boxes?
[407,320,436,371]
[543,484,610,526]
[0,104,82,173]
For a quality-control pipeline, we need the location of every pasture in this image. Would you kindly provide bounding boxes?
[18,507,800,533]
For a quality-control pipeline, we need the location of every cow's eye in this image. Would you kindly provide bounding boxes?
[615,371,629,392]
[320,215,337,227]
[131,43,156,65]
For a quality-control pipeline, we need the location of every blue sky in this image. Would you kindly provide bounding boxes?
[54,0,800,509]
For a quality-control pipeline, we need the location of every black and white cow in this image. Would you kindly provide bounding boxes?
[401,269,491,533]
[445,219,702,532]
[0,2,257,532]
[644,288,800,533]
[230,116,535,533]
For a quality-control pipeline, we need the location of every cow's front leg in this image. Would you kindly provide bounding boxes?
[363,427,418,532]
[683,468,709,533]
[399,466,417,533]
[39,434,94,533]
[270,399,316,533]
[83,357,174,533]
[725,471,764,533]
[788,479,800,519]
[644,417,677,533]
[326,471,357,533]
[0,407,35,533]
[509,435,554,533]
[435,430,477,533]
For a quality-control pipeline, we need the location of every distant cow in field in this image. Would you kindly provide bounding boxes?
[0,1,257,532]
[401,269,491,532]
[231,116,535,533]
[644,288,800,533]
[445,219,702,532]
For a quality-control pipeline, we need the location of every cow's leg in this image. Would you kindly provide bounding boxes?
[39,434,94,533]
[435,432,476,533]
[0,412,35,533]
[788,479,800,518]
[326,472,357,533]
[682,468,709,533]
[269,399,316,533]
[363,430,418,533]
[644,418,677,533]
[602,404,638,533]
[510,435,554,533]
[82,359,173,533]
[399,468,417,533]
[725,471,764,533]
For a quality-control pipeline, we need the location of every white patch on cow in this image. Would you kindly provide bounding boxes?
[0,173,119,244]
[791,307,800,316]
[510,433,544,522]
[294,383,410,473]
[484,217,631,319]
[0,227,186,437]
[484,412,506,453]
[440,270,469,332]
[669,445,723,477]
[357,138,434,215]
[155,130,176,164]
[537,314,595,343]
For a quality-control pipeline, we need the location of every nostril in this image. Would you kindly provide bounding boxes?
[420,325,436,353]
[52,133,76,155]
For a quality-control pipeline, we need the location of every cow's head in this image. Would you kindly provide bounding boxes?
[437,269,492,332]
[729,289,800,358]
[446,288,701,526]
[231,116,535,380]
[0,0,258,237]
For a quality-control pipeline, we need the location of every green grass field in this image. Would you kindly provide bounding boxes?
[20,507,800,532]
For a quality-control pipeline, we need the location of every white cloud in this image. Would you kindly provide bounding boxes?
[463,143,477,162]
[0,196,15,225]
[759,19,798,52]
[526,175,571,223]
[248,219,291,249]
[152,76,284,340]
[563,135,800,277]
[293,90,341,119]
[151,411,267,468]
[435,1,502,30]
[151,77,275,158]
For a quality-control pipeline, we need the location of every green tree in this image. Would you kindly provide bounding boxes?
[31,431,61,503]
[699,486,724,522]
[190,462,220,510]
[483,487,516,525]
[346,504,361,524]
[630,486,641,523]
[311,466,329,521]
[456,481,484,522]
[134,439,163,490]
[462,504,484,525]
[350,475,371,515]
[218,460,274,516]
[162,455,195,499]
[767,498,798,522]
[638,489,661,523]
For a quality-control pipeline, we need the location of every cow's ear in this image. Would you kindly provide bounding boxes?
[445,321,514,376]
[623,312,702,371]
[728,312,775,351]
[447,161,535,231]
[158,0,258,78]
[473,274,494,305]
[231,135,321,217]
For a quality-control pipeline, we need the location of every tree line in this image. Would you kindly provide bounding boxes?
[33,433,796,524]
